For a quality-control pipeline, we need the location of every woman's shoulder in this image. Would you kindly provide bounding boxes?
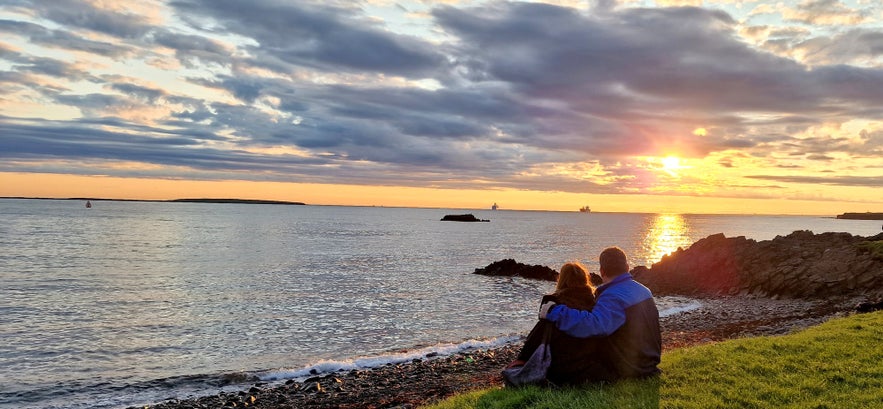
[549,287,595,310]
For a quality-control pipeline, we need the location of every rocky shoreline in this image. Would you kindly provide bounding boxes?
[635,231,883,299]
[139,231,883,409]
[138,295,875,409]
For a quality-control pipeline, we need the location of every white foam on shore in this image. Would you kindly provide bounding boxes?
[258,297,700,383]
[258,335,523,382]
[657,296,703,317]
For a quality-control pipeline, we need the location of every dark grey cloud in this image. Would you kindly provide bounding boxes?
[186,75,259,104]
[0,118,331,175]
[25,57,92,81]
[436,4,823,113]
[0,114,511,188]
[169,0,446,78]
[0,18,133,57]
[19,0,154,38]
[150,30,232,68]
[52,93,129,116]
[0,43,97,84]
[812,65,883,107]
[432,3,883,162]
[178,69,536,169]
[109,83,167,104]
[0,119,197,158]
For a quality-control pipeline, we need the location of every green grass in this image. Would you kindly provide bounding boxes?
[858,240,883,261]
[425,311,883,409]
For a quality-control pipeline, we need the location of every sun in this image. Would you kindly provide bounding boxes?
[658,156,689,177]
[662,156,680,171]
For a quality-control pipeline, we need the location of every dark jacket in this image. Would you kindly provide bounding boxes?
[546,273,662,380]
[516,287,607,385]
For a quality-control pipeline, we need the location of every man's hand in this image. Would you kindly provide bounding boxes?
[538,301,557,320]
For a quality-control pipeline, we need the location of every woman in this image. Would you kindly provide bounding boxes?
[506,262,607,385]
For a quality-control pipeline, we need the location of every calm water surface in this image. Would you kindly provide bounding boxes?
[1,199,879,409]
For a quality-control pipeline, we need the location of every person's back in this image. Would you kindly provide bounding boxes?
[593,275,661,378]
[510,262,603,385]
[544,287,603,385]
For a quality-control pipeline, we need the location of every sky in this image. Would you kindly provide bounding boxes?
[1,0,882,215]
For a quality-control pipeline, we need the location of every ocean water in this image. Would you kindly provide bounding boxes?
[1,199,880,409]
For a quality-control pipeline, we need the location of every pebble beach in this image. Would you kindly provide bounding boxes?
[137,295,868,409]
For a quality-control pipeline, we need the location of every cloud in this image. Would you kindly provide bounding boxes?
[1,0,883,199]
[748,4,778,17]
[109,83,168,104]
[782,0,870,26]
[0,18,134,57]
[21,0,156,38]
[746,174,883,187]
[169,0,446,78]
[791,29,883,65]
[150,30,235,68]
[433,3,883,156]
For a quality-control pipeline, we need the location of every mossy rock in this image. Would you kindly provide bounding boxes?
[858,240,883,261]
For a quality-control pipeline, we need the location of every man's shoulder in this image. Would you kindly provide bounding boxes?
[598,275,653,306]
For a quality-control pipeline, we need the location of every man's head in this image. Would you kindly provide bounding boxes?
[598,247,629,282]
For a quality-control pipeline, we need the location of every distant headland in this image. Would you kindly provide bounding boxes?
[836,212,883,220]
[1,197,306,206]
[168,198,305,205]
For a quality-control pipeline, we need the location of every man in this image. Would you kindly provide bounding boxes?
[539,247,661,381]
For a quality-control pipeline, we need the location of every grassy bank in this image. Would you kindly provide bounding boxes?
[426,311,883,409]
[858,240,883,260]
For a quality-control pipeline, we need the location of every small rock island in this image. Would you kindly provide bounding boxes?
[440,214,489,222]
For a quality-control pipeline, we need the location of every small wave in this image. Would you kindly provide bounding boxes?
[7,301,701,409]
[257,335,522,382]
[259,298,699,383]
[0,371,263,409]
[657,296,702,318]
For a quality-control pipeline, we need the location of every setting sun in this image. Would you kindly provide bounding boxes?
[662,156,681,171]
[661,156,686,177]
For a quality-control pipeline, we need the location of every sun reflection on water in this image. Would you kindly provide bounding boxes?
[644,213,693,265]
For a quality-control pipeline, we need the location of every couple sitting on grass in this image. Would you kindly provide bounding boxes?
[505,247,662,386]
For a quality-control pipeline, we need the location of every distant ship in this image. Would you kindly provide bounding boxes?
[491,202,498,210]
[579,206,590,213]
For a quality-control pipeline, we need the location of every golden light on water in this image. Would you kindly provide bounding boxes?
[644,213,692,264]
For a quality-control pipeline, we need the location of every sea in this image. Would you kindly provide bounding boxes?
[1,198,880,409]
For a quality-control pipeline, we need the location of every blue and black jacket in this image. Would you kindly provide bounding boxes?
[546,273,662,379]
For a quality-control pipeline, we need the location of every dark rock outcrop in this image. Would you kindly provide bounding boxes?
[474,259,603,285]
[855,300,883,313]
[635,230,883,300]
[474,259,559,281]
[441,214,489,222]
